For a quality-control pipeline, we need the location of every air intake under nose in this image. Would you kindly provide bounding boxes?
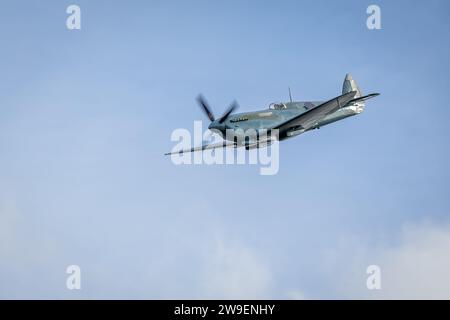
[208,121,227,136]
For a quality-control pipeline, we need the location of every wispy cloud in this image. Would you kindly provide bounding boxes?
[200,237,272,299]
[333,221,450,299]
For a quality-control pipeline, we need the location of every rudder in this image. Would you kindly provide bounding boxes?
[342,73,363,98]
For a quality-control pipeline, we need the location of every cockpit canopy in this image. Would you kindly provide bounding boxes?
[269,102,287,110]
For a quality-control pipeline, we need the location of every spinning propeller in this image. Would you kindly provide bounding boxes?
[196,95,239,124]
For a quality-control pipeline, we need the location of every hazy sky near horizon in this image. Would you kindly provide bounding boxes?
[1,0,450,299]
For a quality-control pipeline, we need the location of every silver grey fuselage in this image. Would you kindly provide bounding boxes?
[209,100,364,141]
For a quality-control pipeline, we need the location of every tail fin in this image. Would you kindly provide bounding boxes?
[342,73,380,108]
[342,73,363,98]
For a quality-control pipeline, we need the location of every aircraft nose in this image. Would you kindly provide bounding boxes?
[208,121,225,134]
[208,120,222,130]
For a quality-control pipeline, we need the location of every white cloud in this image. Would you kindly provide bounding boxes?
[338,221,450,299]
[201,238,272,299]
[3,185,449,300]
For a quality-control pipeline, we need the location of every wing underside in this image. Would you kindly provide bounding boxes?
[165,140,236,155]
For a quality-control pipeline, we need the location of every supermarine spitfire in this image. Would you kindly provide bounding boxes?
[165,74,379,155]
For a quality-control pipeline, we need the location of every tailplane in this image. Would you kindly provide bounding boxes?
[342,73,380,107]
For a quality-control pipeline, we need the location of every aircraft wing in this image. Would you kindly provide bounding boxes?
[165,140,236,155]
[272,91,357,134]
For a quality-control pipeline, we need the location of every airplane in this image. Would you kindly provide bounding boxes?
[165,74,379,155]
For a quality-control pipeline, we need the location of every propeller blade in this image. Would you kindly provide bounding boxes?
[219,101,239,124]
[196,95,215,122]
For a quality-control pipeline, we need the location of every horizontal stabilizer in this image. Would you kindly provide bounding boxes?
[348,93,380,105]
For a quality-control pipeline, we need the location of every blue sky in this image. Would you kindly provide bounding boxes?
[1,0,450,299]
